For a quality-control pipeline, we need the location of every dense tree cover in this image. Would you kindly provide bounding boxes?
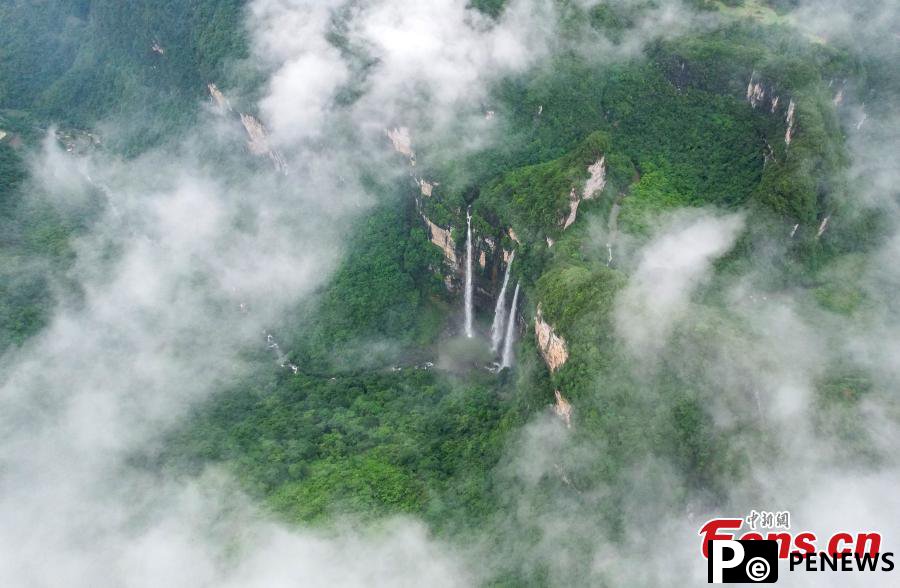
[0,139,83,350]
[0,0,249,149]
[2,1,892,584]
[165,367,527,527]
[172,10,872,541]
[280,189,448,373]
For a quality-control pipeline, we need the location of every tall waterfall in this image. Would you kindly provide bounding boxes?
[464,208,474,338]
[490,251,515,353]
[501,282,520,369]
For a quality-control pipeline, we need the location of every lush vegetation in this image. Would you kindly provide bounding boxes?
[2,1,891,585]
[0,0,249,150]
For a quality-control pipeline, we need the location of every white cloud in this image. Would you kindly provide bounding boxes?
[614,211,745,357]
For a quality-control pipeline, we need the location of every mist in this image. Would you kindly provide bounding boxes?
[1,0,899,586]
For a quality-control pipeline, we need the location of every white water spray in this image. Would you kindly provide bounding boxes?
[464,208,474,338]
[490,251,515,353]
[501,282,520,369]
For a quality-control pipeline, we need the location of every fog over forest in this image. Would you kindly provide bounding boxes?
[1,0,898,586]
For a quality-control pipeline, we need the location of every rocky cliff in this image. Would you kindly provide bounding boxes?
[535,304,569,372]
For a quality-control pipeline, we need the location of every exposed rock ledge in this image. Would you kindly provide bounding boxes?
[535,304,569,372]
[207,83,231,113]
[554,390,572,428]
[563,156,606,230]
[387,127,415,165]
[240,113,287,173]
[417,178,435,196]
[423,216,457,266]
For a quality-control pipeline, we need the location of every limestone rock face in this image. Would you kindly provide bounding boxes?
[240,113,272,156]
[417,179,435,196]
[239,113,287,172]
[423,216,457,267]
[785,100,796,145]
[745,74,796,146]
[535,304,569,372]
[553,390,572,428]
[208,83,231,112]
[747,79,766,108]
[562,187,580,230]
[583,156,606,200]
[562,156,606,230]
[387,127,415,164]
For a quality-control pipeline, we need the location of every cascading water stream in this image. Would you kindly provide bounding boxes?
[490,251,515,353]
[464,208,474,338]
[501,281,520,369]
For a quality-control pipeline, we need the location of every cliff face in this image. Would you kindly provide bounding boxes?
[784,99,796,145]
[387,127,415,164]
[240,113,271,156]
[535,304,569,372]
[423,216,457,267]
[554,390,572,428]
[207,83,231,113]
[563,156,606,230]
[584,156,607,199]
[745,74,797,146]
[206,84,286,172]
[240,113,287,172]
[417,178,435,196]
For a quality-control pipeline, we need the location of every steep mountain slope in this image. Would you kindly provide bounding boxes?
[164,8,889,585]
[1,1,897,586]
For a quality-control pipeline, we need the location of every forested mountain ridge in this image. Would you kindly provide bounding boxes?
[1,1,897,586]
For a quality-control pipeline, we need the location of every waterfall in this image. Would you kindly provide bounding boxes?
[464,208,474,338]
[490,251,515,353]
[501,282,520,369]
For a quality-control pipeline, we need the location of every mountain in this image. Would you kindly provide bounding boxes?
[1,1,898,586]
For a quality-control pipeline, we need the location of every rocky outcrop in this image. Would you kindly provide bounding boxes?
[785,100,796,145]
[479,250,486,269]
[553,390,572,428]
[423,216,457,266]
[417,178,435,196]
[563,156,606,230]
[584,156,607,199]
[387,127,415,164]
[746,77,766,108]
[240,113,287,173]
[508,228,521,244]
[816,215,830,238]
[240,113,271,156]
[562,187,580,230]
[208,83,231,113]
[746,74,797,146]
[535,304,569,372]
[205,84,286,173]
